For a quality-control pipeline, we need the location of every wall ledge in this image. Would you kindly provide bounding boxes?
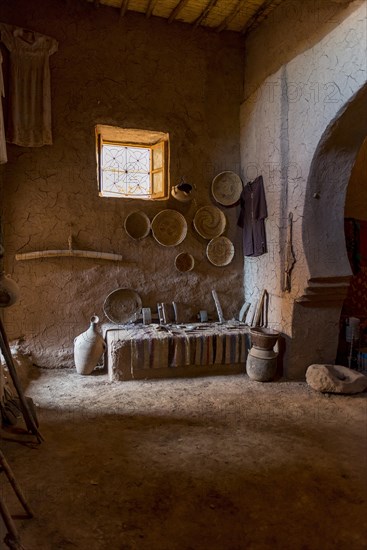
[296,276,351,306]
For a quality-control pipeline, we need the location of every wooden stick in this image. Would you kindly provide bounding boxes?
[168,0,190,24]
[120,0,129,17]
[0,450,30,549]
[211,290,225,323]
[216,0,244,32]
[241,0,275,35]
[253,290,266,327]
[0,450,33,518]
[0,319,43,443]
[194,0,218,28]
[15,249,122,261]
[0,495,22,549]
[146,0,159,18]
[245,301,257,326]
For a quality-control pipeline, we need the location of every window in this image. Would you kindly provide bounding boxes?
[96,125,169,200]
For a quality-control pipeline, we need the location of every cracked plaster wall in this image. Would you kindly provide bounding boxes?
[240,0,367,377]
[0,0,244,368]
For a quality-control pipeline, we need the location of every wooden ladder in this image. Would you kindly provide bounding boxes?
[0,449,33,549]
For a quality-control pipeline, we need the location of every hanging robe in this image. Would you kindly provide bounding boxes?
[237,175,268,257]
[0,23,58,147]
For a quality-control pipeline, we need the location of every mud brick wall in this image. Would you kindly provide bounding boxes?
[0,0,244,367]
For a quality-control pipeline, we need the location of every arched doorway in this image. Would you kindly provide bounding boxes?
[290,84,367,377]
[336,137,367,368]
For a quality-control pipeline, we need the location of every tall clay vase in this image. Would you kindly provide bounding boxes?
[0,271,20,308]
[74,315,106,375]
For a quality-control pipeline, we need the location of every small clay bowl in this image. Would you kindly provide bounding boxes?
[174,253,195,273]
[124,211,151,240]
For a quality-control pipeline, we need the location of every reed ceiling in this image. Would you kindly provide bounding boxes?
[86,0,285,34]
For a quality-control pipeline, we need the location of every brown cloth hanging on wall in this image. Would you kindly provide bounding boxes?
[0,23,58,147]
[0,49,6,163]
[237,175,268,257]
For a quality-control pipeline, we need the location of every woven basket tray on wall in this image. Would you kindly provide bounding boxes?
[193,205,226,240]
[151,210,187,247]
[206,236,235,267]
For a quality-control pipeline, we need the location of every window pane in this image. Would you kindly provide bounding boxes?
[152,144,163,170]
[126,147,150,173]
[101,144,151,196]
[102,145,125,170]
[126,173,150,195]
[103,171,128,195]
[152,171,163,195]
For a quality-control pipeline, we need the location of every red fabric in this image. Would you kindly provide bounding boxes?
[359,220,367,266]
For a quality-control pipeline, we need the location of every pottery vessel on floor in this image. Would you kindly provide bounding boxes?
[0,271,20,307]
[74,315,106,375]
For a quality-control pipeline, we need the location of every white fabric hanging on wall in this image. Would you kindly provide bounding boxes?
[0,23,58,147]
[0,50,7,163]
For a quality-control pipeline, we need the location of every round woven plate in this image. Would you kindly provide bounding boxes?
[193,206,226,240]
[151,210,187,247]
[175,252,194,273]
[103,288,142,324]
[211,171,242,206]
[124,211,151,240]
[206,236,235,267]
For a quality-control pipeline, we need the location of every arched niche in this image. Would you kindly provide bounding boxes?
[286,83,367,378]
[301,83,367,296]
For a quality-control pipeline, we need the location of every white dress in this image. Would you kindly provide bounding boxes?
[0,49,6,163]
[0,23,58,147]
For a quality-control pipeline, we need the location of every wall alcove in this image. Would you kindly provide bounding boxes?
[290,83,367,375]
[336,137,367,369]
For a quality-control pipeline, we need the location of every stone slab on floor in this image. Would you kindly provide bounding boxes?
[306,364,367,394]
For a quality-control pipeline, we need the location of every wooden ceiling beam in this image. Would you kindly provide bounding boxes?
[168,0,190,24]
[146,0,159,18]
[241,0,277,35]
[120,0,129,17]
[194,0,219,29]
[216,0,245,33]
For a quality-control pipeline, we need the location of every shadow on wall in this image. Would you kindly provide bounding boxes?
[243,0,363,101]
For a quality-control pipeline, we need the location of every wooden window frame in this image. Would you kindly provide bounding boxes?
[96,125,169,200]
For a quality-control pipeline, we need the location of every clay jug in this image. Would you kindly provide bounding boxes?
[74,315,106,375]
[171,180,194,202]
[0,271,20,308]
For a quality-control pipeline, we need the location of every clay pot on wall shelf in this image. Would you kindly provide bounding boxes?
[0,272,20,308]
[171,180,195,202]
[74,315,106,375]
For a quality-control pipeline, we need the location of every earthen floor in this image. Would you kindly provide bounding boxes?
[1,368,366,550]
